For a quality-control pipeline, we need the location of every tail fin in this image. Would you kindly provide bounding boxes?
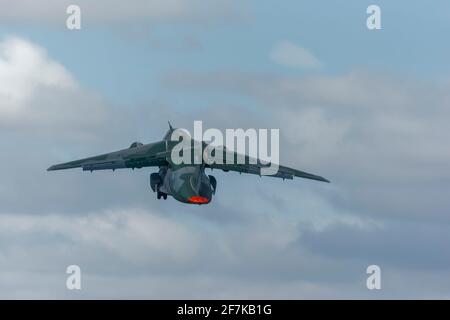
[163,121,175,140]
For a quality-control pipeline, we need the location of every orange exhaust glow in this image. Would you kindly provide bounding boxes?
[188,196,209,204]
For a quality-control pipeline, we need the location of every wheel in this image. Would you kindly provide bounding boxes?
[157,192,161,199]
[163,194,167,200]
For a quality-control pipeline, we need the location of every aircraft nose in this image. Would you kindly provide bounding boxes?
[185,182,212,204]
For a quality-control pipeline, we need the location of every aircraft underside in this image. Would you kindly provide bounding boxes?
[150,165,216,205]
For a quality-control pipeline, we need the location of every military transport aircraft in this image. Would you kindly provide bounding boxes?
[48,123,329,205]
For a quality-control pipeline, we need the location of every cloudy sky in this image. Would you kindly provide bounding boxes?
[1,0,450,299]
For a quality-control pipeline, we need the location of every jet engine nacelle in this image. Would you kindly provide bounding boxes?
[208,175,217,194]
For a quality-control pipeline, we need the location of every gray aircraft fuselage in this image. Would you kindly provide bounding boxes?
[157,164,214,204]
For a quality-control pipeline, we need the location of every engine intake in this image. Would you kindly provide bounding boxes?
[208,175,217,194]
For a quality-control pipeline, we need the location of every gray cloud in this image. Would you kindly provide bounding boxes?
[162,69,450,220]
[271,41,322,69]
[0,0,246,26]
[299,219,450,271]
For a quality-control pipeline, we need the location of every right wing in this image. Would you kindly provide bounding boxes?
[47,140,169,172]
[204,147,329,183]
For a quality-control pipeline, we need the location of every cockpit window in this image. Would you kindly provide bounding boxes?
[129,142,143,148]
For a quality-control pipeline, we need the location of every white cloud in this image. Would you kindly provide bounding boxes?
[0,203,375,298]
[0,36,76,116]
[0,209,200,264]
[271,41,322,69]
[0,36,115,141]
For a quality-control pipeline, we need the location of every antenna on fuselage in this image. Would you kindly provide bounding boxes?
[168,121,173,130]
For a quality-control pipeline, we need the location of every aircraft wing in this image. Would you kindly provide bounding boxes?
[47,141,169,172]
[205,149,329,183]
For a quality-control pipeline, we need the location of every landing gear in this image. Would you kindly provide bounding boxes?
[208,175,217,194]
[157,191,167,200]
[151,172,167,200]
[150,173,161,192]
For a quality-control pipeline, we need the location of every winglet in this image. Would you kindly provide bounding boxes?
[168,121,173,130]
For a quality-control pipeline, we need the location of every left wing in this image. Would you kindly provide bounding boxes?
[47,141,169,172]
